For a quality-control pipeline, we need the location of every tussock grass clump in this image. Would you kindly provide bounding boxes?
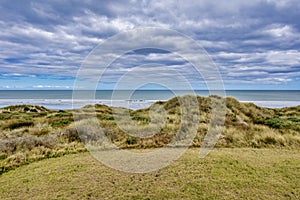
[0,133,86,174]
[60,127,81,142]
[5,121,34,130]
[1,105,49,113]
[0,135,57,153]
[29,123,51,136]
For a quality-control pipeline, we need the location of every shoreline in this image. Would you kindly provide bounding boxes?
[0,98,300,110]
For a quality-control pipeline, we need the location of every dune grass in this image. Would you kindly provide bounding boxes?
[0,148,299,199]
[0,95,299,174]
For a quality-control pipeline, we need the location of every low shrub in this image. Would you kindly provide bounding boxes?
[131,115,150,122]
[55,112,73,117]
[287,117,300,123]
[0,153,7,160]
[5,121,34,130]
[0,135,57,154]
[264,117,292,129]
[126,136,137,145]
[60,128,80,142]
[50,119,72,127]
[102,115,114,120]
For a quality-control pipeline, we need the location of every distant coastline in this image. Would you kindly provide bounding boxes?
[0,90,299,110]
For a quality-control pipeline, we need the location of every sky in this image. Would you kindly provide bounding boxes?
[0,0,300,90]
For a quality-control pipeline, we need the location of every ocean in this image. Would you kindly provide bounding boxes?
[0,90,299,110]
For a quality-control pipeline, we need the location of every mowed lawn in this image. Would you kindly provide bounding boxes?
[0,148,299,200]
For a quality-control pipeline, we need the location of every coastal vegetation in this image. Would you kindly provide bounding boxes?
[0,95,299,174]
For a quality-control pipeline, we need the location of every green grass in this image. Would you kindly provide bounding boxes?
[0,148,299,199]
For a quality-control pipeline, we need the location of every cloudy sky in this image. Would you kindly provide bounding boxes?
[0,0,300,90]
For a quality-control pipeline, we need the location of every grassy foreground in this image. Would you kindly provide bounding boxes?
[0,148,299,199]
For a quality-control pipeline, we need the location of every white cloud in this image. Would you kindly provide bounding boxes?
[0,0,300,87]
[266,0,296,9]
[2,73,36,77]
[262,24,296,38]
